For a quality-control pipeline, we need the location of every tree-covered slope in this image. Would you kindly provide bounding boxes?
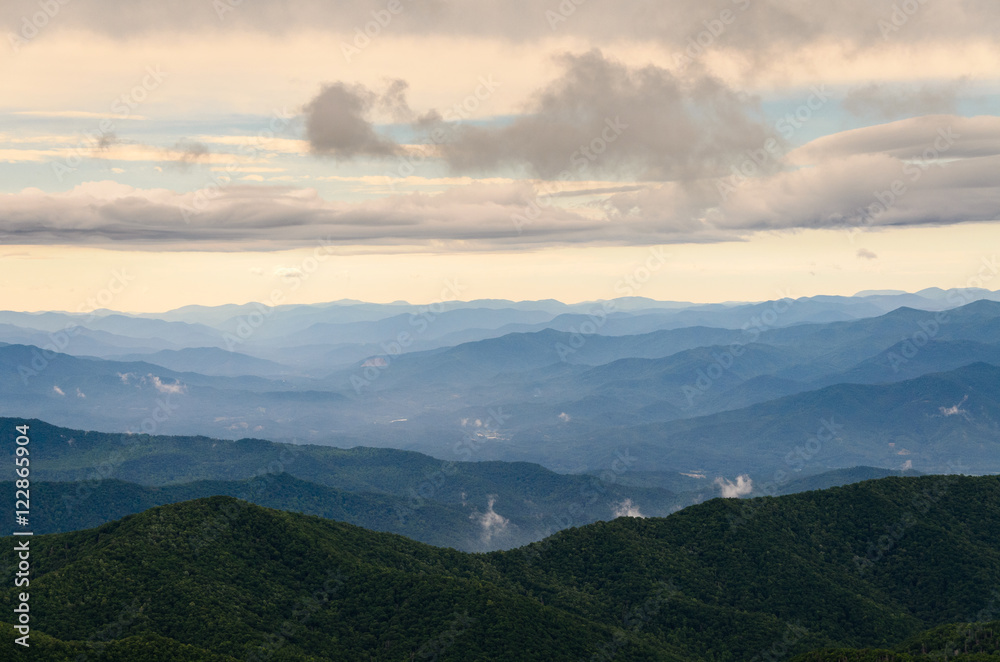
[571,362,1000,474]
[0,475,483,549]
[0,418,682,551]
[790,619,1000,661]
[0,623,240,661]
[489,475,1000,659]
[1,475,998,660]
[0,497,682,661]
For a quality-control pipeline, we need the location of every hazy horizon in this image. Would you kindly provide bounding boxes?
[4,282,1000,315]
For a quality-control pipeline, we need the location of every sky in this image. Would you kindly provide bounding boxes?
[1,0,998,312]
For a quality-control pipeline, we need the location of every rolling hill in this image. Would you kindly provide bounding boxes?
[0,418,684,551]
[2,474,998,660]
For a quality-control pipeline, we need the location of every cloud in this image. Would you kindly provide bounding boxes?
[434,50,778,181]
[169,140,211,168]
[304,81,406,158]
[149,374,186,395]
[273,267,304,279]
[612,498,644,518]
[714,474,753,498]
[472,496,509,544]
[378,78,415,123]
[5,1,998,57]
[80,135,212,169]
[299,51,776,181]
[843,81,966,120]
[52,385,65,396]
[788,115,1000,164]
[558,412,571,422]
[0,137,250,168]
[939,394,969,417]
[856,248,878,260]
[637,114,1000,239]
[95,132,120,151]
[249,267,265,276]
[4,113,1000,251]
[0,180,594,250]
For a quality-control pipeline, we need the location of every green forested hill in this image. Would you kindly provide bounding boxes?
[0,623,241,661]
[0,496,681,661]
[489,474,1000,659]
[789,619,1000,661]
[0,475,490,550]
[1,474,998,661]
[0,418,683,551]
[772,466,923,495]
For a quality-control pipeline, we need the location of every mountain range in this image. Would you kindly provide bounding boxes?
[4,297,999,480]
[2,288,999,659]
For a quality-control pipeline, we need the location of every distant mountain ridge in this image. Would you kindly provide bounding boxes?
[3,298,1000,484]
[0,418,684,551]
[4,301,1000,476]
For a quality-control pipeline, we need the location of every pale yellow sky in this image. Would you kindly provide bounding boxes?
[3,221,997,312]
